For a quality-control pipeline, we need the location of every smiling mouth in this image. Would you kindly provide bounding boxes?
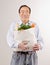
[22,16,28,18]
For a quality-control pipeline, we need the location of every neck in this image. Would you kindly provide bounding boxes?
[22,20,29,24]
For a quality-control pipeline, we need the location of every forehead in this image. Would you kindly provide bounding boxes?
[20,7,29,11]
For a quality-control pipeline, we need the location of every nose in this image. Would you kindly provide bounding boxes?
[23,12,26,15]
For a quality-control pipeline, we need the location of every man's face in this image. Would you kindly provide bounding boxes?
[19,7,30,23]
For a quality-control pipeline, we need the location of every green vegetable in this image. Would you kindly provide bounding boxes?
[18,24,31,30]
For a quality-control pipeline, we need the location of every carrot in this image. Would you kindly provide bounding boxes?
[31,23,35,28]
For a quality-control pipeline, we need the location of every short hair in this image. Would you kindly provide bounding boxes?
[18,5,31,14]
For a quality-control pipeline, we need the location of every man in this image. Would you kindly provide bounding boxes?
[7,5,44,65]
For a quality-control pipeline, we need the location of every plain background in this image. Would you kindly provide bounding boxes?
[0,0,50,65]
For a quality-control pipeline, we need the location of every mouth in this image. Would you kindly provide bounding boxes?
[22,16,28,18]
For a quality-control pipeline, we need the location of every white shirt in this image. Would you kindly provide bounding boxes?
[7,20,44,50]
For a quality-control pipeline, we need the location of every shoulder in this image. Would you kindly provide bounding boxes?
[8,21,17,31]
[29,21,37,25]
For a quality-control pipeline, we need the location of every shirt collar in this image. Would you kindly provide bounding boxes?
[18,20,31,25]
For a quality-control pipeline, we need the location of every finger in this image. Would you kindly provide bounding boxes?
[33,47,39,50]
[33,46,39,48]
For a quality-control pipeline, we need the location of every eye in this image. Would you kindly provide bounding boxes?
[20,10,24,13]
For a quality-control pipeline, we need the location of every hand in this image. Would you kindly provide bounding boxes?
[18,41,28,50]
[32,44,40,51]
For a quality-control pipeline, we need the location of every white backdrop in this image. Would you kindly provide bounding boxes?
[0,0,50,65]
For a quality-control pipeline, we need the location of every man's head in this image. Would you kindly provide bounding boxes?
[18,5,31,24]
